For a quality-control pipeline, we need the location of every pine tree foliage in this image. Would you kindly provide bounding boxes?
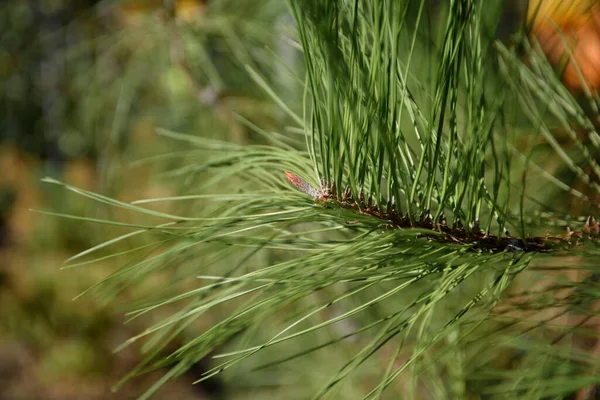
[40,0,600,398]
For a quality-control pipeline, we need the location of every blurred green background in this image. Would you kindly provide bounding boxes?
[1,0,600,399]
[0,1,291,398]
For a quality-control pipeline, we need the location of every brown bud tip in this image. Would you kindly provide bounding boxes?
[284,171,319,199]
[283,171,307,188]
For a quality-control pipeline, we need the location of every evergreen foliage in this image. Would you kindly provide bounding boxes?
[41,0,600,398]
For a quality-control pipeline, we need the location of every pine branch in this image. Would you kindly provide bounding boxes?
[285,170,600,253]
[38,0,600,398]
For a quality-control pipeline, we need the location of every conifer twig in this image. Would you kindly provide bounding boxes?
[285,171,600,253]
